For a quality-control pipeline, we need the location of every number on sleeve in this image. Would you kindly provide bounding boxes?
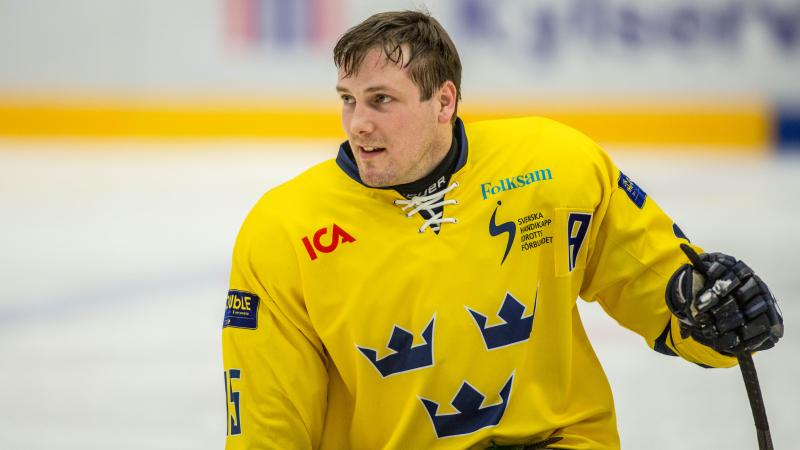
[224,369,242,436]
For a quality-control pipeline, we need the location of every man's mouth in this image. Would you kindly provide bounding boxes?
[359,146,386,154]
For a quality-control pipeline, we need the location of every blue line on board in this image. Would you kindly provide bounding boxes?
[778,108,800,150]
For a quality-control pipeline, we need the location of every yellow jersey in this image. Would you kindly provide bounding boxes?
[222,117,736,449]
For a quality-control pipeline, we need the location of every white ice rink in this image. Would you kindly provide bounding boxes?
[0,139,797,450]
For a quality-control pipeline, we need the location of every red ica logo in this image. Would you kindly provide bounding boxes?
[301,224,356,261]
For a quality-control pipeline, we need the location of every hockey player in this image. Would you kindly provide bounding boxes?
[222,11,783,450]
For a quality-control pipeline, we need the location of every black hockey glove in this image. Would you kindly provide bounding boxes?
[666,244,783,356]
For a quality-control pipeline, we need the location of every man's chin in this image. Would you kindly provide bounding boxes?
[362,178,391,188]
[359,170,393,188]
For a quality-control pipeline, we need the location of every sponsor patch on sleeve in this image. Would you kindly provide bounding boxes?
[617,172,647,209]
[224,290,260,330]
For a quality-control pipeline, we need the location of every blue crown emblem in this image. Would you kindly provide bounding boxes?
[357,316,435,377]
[420,373,514,438]
[467,291,536,350]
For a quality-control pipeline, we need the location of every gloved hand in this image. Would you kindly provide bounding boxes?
[666,244,783,355]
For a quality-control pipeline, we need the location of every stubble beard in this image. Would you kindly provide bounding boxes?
[356,128,447,188]
[359,164,394,187]
[358,148,435,188]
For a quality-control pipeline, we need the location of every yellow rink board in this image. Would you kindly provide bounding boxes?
[0,97,771,150]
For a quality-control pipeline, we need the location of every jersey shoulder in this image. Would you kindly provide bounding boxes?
[233,157,349,276]
[465,116,613,177]
[466,116,597,146]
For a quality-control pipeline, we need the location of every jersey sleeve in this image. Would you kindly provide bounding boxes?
[222,200,329,449]
[576,142,737,369]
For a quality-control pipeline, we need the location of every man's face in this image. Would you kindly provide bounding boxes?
[336,48,449,187]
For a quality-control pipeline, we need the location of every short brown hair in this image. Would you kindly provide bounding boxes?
[333,11,462,122]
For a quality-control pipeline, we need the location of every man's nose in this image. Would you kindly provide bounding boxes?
[348,104,375,136]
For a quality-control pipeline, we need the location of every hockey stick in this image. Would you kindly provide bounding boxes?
[737,353,773,450]
[679,244,774,450]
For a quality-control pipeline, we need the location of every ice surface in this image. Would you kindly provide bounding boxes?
[0,139,796,449]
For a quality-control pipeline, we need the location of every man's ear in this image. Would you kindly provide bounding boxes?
[436,80,457,124]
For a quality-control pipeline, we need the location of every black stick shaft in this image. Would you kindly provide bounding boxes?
[679,245,774,449]
[738,353,773,450]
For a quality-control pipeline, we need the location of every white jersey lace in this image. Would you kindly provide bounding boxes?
[393,182,459,233]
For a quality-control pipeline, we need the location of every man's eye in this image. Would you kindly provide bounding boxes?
[375,95,391,104]
[341,95,354,104]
